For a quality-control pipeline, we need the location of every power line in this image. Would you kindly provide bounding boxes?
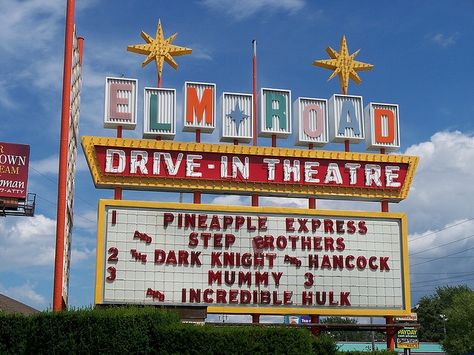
[411,246,474,267]
[30,166,58,185]
[35,194,56,207]
[411,277,474,290]
[35,194,95,225]
[409,218,474,243]
[411,271,474,275]
[411,272,474,286]
[413,255,474,260]
[410,277,474,292]
[410,234,474,256]
[30,166,96,209]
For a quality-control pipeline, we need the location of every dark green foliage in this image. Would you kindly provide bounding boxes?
[0,313,30,354]
[442,290,474,355]
[417,285,471,342]
[152,324,314,354]
[311,333,338,355]
[322,316,358,341]
[0,307,320,354]
[27,306,179,354]
[0,307,179,354]
[321,316,385,342]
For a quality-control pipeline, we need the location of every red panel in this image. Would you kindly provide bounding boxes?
[94,145,408,191]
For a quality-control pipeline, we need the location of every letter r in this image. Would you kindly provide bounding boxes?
[265,92,287,130]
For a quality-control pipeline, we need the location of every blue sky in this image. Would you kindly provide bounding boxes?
[0,0,473,314]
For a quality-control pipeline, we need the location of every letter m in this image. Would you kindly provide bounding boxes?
[208,270,222,285]
[186,83,215,126]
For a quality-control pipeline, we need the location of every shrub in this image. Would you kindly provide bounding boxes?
[0,307,318,354]
[312,333,338,355]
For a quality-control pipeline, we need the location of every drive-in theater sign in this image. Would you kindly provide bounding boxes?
[82,137,416,202]
[83,79,418,316]
[83,29,418,318]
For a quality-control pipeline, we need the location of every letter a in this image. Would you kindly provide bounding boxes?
[338,101,360,135]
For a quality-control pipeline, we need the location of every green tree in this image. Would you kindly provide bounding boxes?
[321,316,382,342]
[442,290,474,355]
[416,285,471,342]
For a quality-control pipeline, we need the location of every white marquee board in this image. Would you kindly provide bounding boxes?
[95,201,410,316]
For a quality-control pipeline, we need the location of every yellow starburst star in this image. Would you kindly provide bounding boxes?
[313,35,373,95]
[127,19,192,79]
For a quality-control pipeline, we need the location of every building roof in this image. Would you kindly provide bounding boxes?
[0,293,39,315]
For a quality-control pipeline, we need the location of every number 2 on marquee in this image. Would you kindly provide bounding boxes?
[108,247,118,262]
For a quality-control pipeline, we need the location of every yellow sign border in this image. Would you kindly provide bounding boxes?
[95,199,411,317]
[82,136,418,202]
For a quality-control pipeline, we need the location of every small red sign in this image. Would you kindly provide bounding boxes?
[0,142,30,199]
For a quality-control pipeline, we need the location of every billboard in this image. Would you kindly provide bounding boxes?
[0,142,30,199]
[82,137,418,202]
[95,200,411,316]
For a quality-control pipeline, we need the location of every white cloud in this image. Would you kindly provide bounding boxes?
[261,196,308,209]
[188,43,213,61]
[0,0,97,54]
[82,63,111,89]
[31,155,59,174]
[396,131,474,233]
[30,153,88,175]
[0,214,56,270]
[0,0,97,103]
[22,57,63,91]
[408,218,474,297]
[0,214,95,271]
[0,282,46,308]
[387,131,474,298]
[211,195,247,206]
[201,0,305,20]
[71,247,95,265]
[0,0,65,54]
[210,191,377,211]
[409,218,474,260]
[430,33,459,48]
[73,210,97,230]
[0,80,16,109]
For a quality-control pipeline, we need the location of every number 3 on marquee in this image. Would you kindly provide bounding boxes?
[106,266,116,281]
[304,272,314,287]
